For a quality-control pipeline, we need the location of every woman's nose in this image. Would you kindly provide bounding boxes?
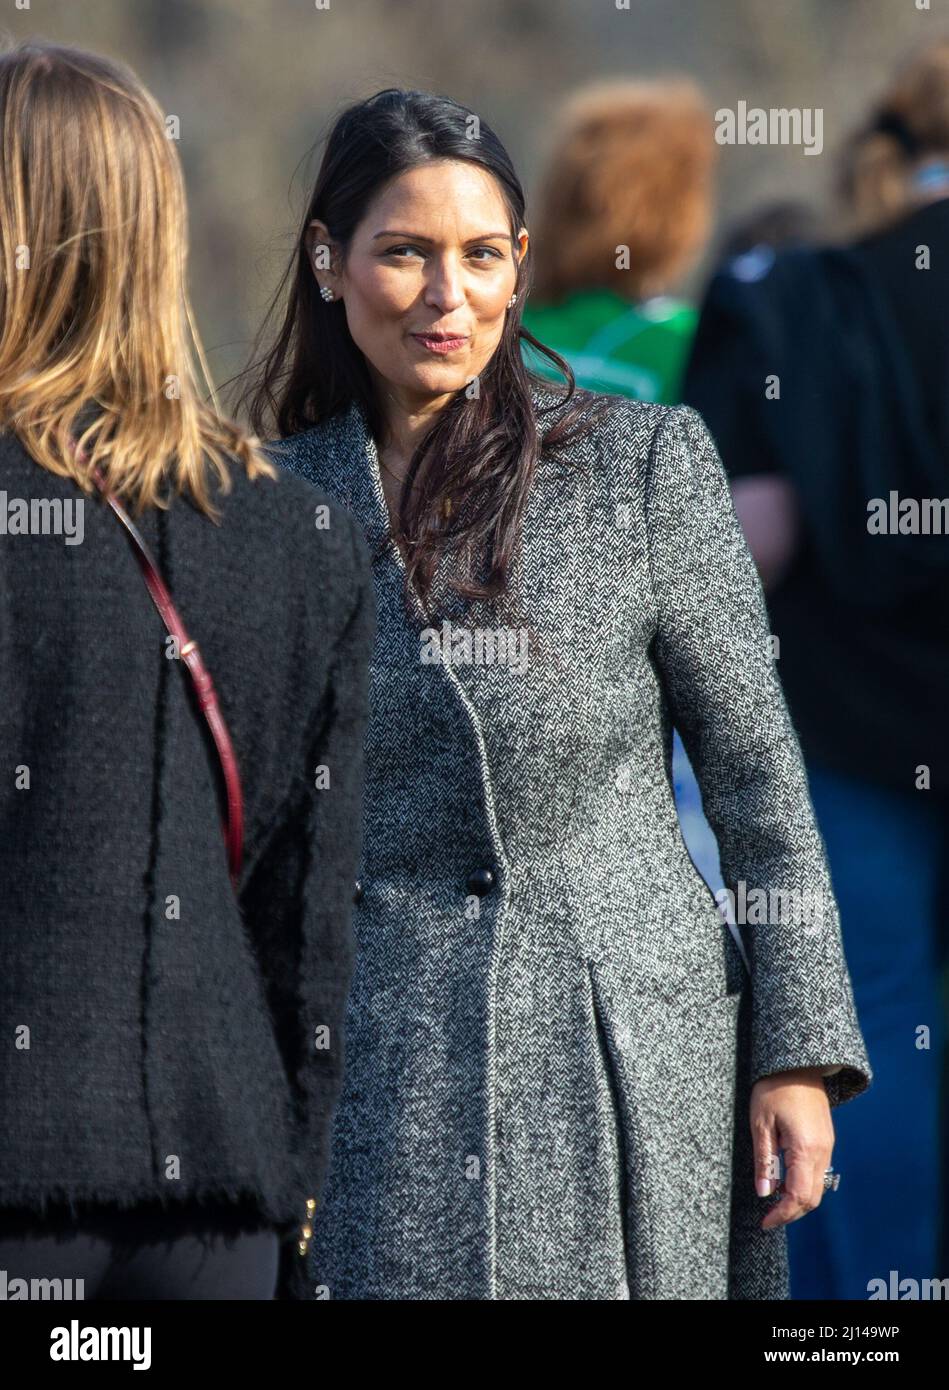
[424,257,466,310]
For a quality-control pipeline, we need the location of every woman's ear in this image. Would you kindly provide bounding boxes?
[307,218,337,290]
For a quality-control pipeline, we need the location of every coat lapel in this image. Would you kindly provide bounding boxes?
[280,397,513,875]
[332,397,389,553]
[306,397,442,627]
[292,385,552,563]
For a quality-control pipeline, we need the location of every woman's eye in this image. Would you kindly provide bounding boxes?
[385,245,502,261]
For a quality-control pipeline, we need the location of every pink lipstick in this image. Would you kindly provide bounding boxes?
[411,332,468,354]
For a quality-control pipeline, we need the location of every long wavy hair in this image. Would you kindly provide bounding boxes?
[0,38,275,518]
[235,87,612,615]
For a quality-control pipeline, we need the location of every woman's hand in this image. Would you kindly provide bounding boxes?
[750,1067,836,1230]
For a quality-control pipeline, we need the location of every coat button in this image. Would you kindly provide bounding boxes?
[466,867,495,897]
[353,878,364,905]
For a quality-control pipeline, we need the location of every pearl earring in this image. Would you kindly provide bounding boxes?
[320,285,334,302]
[507,292,518,308]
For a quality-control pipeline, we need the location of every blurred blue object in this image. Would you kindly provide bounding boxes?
[785,758,945,1299]
[671,729,724,894]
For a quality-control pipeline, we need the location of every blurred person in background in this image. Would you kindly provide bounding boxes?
[683,38,949,1300]
[716,199,823,260]
[521,77,715,405]
[0,39,373,1301]
[521,77,724,892]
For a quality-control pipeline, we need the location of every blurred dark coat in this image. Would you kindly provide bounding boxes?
[683,226,949,794]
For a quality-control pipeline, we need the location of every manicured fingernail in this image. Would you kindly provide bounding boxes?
[756,1178,772,1197]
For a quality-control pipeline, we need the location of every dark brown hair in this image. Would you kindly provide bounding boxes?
[234,87,612,620]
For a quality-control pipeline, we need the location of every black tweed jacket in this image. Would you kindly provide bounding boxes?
[0,429,375,1299]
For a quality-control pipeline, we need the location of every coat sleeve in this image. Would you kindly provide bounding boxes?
[243,515,376,1300]
[641,402,872,1108]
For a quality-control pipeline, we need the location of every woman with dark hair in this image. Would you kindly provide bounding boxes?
[241,86,872,1300]
[0,39,374,1301]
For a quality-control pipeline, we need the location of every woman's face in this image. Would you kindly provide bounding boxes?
[308,159,528,412]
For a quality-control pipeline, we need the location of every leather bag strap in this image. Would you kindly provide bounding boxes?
[82,456,244,887]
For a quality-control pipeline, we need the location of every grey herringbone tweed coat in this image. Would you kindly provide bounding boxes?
[273,381,872,1300]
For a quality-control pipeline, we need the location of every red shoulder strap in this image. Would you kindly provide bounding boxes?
[84,459,244,888]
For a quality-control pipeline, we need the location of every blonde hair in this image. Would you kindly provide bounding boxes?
[838,37,949,237]
[529,77,717,303]
[0,38,275,518]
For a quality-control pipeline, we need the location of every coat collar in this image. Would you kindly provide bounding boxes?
[263,395,385,554]
[341,395,398,558]
[285,380,565,561]
[283,396,436,626]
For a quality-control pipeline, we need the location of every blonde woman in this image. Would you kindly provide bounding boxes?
[0,40,373,1301]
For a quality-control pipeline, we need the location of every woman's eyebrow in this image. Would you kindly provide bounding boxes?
[371,229,513,243]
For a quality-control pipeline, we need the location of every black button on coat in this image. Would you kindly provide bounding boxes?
[466,868,495,897]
